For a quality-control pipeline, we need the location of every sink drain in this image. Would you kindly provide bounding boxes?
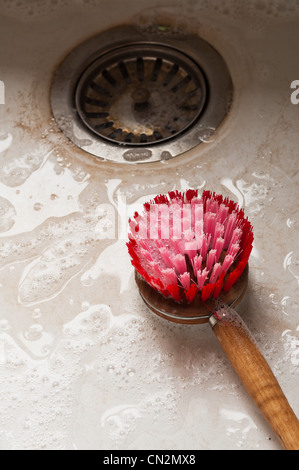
[76,44,207,146]
[51,25,233,163]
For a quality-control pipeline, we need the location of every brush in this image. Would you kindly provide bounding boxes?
[127,189,299,450]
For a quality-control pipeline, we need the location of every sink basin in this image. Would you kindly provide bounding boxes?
[0,0,298,450]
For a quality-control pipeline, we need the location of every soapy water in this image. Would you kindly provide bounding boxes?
[0,140,297,449]
[0,302,240,449]
[0,0,298,450]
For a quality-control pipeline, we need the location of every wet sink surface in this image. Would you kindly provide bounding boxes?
[0,0,298,450]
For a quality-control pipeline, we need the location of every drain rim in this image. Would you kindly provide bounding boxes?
[51,25,233,163]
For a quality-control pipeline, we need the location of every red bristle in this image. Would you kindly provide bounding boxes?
[154,194,170,205]
[152,278,169,295]
[185,283,198,303]
[126,244,138,262]
[127,237,136,247]
[213,192,225,206]
[185,189,198,202]
[127,189,254,305]
[202,283,216,302]
[213,272,225,299]
[168,190,181,200]
[131,260,150,283]
[223,267,242,292]
[166,284,181,302]
[223,241,253,292]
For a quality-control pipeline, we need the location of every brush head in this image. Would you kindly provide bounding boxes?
[127,190,254,322]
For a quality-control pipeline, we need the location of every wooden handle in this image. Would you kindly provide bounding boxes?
[210,307,299,450]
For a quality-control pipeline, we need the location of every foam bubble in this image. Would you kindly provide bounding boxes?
[0,196,16,232]
[0,148,47,188]
[18,232,100,305]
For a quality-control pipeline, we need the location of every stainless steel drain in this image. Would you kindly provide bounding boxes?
[51,25,233,163]
[75,44,207,146]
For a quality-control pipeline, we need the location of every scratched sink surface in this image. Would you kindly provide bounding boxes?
[0,0,298,450]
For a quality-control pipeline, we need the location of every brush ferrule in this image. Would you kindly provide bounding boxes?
[209,315,219,329]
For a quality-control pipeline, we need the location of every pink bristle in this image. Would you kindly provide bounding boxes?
[179,272,191,290]
[172,208,183,238]
[221,254,235,274]
[161,268,180,300]
[206,249,216,272]
[138,216,149,239]
[223,212,237,249]
[195,220,204,241]
[171,253,187,274]
[169,238,183,255]
[182,205,192,233]
[193,200,203,226]
[195,232,203,252]
[213,223,224,248]
[162,267,177,283]
[141,248,154,263]
[210,262,222,284]
[160,205,170,240]
[197,267,209,289]
[149,261,163,277]
[227,243,240,259]
[206,197,219,215]
[127,189,254,304]
[218,203,229,225]
[204,212,217,240]
[214,237,225,262]
[184,230,198,260]
[200,234,210,261]
[159,247,173,268]
[149,207,159,239]
[228,227,242,251]
[192,254,202,273]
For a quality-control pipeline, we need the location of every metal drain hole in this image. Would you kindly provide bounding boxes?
[75,44,207,146]
[51,25,233,163]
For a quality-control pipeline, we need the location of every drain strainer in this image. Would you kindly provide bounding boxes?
[76,44,207,146]
[51,25,233,163]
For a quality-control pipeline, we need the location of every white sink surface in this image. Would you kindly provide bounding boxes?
[0,0,298,450]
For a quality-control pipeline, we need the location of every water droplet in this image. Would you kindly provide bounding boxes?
[126,368,136,377]
[32,308,41,319]
[24,324,43,341]
[81,301,90,311]
[0,319,10,331]
[107,365,115,373]
[33,202,43,211]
